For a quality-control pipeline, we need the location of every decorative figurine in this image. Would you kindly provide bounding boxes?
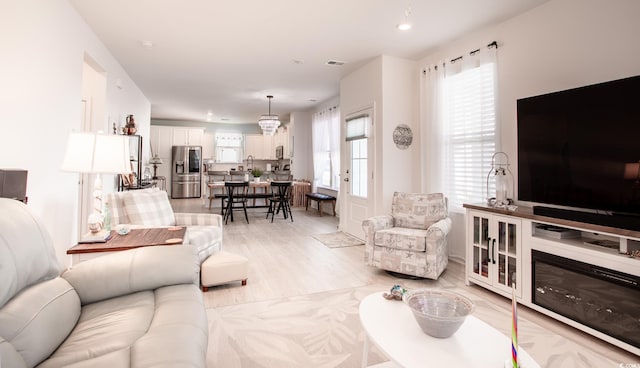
[123,114,137,135]
[383,284,408,300]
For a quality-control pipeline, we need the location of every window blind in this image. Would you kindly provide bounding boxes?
[444,63,496,211]
[345,114,369,141]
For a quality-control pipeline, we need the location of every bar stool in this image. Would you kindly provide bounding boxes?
[266,181,293,222]
[223,181,249,224]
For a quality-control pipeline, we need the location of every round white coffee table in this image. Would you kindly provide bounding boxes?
[359,291,540,368]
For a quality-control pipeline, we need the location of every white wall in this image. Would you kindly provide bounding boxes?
[0,0,150,266]
[339,55,419,224]
[290,111,312,181]
[380,55,419,210]
[340,57,383,218]
[417,0,640,261]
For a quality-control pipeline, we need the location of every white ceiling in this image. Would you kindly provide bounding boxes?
[69,0,548,125]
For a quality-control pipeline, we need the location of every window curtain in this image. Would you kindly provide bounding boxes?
[312,113,327,190]
[420,63,445,194]
[312,106,340,191]
[328,107,340,188]
[421,45,499,212]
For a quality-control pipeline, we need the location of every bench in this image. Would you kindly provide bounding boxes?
[305,193,336,216]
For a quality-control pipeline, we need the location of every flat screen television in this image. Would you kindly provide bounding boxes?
[517,75,640,224]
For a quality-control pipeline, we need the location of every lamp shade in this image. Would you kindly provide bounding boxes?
[149,155,163,165]
[61,132,131,174]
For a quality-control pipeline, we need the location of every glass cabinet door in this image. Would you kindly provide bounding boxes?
[467,210,522,297]
[470,213,491,282]
[495,216,520,293]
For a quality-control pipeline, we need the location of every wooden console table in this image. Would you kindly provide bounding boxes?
[67,227,186,265]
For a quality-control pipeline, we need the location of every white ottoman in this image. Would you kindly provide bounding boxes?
[201,250,248,291]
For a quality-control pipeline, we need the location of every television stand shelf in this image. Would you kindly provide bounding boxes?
[533,205,640,232]
[463,203,640,356]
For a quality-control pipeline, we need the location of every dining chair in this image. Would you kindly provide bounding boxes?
[228,172,245,181]
[207,170,227,210]
[272,170,292,181]
[223,181,249,224]
[266,181,293,222]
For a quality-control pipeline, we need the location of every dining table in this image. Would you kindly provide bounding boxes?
[208,180,311,211]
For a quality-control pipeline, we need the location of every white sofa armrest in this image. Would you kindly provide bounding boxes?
[62,246,200,305]
[175,213,223,227]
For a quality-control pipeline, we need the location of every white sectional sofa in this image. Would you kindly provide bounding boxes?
[0,198,208,368]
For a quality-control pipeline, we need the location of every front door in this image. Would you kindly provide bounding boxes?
[341,108,374,240]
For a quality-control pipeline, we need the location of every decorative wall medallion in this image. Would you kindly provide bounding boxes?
[392,124,413,149]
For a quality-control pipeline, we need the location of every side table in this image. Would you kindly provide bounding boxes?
[359,291,540,368]
[152,176,167,191]
[67,227,186,266]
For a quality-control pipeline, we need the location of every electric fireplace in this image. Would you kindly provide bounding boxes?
[531,250,640,349]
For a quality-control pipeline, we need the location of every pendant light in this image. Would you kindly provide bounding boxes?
[258,95,280,136]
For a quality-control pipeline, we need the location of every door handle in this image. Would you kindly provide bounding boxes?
[491,239,496,264]
[344,178,349,182]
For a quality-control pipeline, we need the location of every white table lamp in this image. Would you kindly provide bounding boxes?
[149,154,163,179]
[61,132,130,235]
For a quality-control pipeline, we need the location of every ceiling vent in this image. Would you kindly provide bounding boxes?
[326,60,345,66]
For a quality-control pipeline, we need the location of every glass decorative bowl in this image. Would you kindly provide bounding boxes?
[403,288,474,338]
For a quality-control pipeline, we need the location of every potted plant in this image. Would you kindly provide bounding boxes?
[251,168,263,182]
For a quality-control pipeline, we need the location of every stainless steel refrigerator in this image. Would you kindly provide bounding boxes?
[171,146,202,198]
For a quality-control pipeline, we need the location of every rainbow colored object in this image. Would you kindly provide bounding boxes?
[511,286,519,368]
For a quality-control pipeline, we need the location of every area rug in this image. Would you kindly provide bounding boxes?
[312,231,364,248]
[206,284,617,368]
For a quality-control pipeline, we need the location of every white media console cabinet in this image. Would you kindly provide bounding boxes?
[463,203,640,356]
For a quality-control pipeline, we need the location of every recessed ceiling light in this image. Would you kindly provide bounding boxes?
[326,60,345,66]
[291,59,304,64]
[397,5,412,31]
[308,99,317,102]
[139,40,154,50]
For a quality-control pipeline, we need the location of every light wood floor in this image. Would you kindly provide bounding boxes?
[171,198,638,364]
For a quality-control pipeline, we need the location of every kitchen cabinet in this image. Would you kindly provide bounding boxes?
[150,126,173,159]
[172,127,204,146]
[244,134,262,159]
[151,126,204,155]
[263,135,274,159]
[273,126,290,158]
[465,209,522,297]
[244,134,275,159]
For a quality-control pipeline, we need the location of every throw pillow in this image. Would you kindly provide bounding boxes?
[122,190,176,226]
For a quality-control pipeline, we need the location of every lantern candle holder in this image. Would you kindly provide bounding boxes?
[486,152,514,207]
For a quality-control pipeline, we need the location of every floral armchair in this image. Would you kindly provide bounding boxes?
[362,192,452,279]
